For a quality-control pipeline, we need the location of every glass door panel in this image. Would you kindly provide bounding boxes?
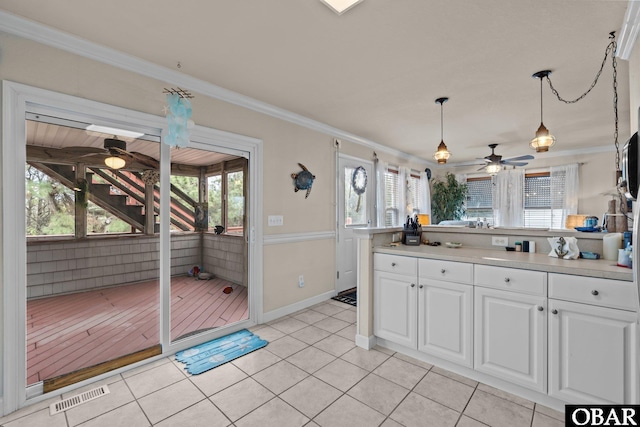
[25,119,161,386]
[169,147,248,342]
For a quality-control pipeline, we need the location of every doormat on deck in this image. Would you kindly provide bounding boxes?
[332,289,357,307]
[175,329,268,375]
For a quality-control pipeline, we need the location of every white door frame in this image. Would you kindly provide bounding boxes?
[336,153,374,294]
[1,81,264,415]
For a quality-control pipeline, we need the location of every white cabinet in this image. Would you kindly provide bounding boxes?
[373,270,417,349]
[373,254,417,349]
[418,258,473,367]
[548,273,638,404]
[474,286,547,393]
[374,255,473,367]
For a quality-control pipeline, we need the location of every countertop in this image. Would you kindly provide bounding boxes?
[374,244,633,282]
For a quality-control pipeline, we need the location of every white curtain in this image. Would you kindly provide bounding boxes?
[375,159,388,227]
[551,163,579,228]
[398,167,408,225]
[419,170,431,224]
[493,168,524,227]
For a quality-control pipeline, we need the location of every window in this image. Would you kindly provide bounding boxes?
[524,172,565,229]
[384,168,399,226]
[465,171,567,229]
[465,177,494,224]
[382,168,427,226]
[206,162,246,236]
[407,173,421,215]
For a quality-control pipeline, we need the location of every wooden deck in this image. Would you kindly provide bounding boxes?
[26,276,248,385]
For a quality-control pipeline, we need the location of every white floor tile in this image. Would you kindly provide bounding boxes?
[74,401,150,427]
[209,378,275,421]
[235,397,309,427]
[154,399,231,427]
[315,394,386,427]
[137,379,206,425]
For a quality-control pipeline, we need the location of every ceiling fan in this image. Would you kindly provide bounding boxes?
[478,144,534,175]
[46,137,159,170]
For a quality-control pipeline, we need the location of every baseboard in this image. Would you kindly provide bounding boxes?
[262,290,336,323]
[355,334,376,350]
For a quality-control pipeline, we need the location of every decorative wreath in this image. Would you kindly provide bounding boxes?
[352,166,367,195]
[141,169,160,185]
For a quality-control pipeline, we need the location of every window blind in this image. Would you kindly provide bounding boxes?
[465,178,493,223]
[384,169,399,226]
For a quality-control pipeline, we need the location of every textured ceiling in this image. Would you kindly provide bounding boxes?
[0,0,632,165]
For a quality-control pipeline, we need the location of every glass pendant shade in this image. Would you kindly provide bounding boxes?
[529,122,556,152]
[433,141,450,164]
[433,97,451,164]
[531,70,555,153]
[485,163,502,175]
[104,156,126,169]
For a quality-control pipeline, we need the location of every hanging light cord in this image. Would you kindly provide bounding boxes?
[544,32,619,170]
[440,102,444,141]
[544,32,626,219]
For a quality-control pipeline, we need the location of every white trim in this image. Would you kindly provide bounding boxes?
[263,231,336,245]
[617,0,640,61]
[355,334,377,350]
[0,10,427,166]
[1,81,264,416]
[262,290,336,323]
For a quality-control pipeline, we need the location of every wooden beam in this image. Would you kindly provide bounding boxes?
[75,163,87,238]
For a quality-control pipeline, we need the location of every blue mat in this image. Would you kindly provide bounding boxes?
[175,329,268,375]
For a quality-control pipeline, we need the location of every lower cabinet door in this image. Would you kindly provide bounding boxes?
[373,270,417,349]
[418,279,473,367]
[474,287,547,393]
[548,299,638,404]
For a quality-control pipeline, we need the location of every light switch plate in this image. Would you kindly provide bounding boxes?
[268,215,284,226]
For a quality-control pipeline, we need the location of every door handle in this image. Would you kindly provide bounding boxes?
[410,283,416,288]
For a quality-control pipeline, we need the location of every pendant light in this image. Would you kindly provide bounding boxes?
[530,70,556,152]
[104,137,127,170]
[433,97,451,164]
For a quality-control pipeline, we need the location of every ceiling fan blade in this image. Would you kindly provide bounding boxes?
[503,154,534,162]
[477,165,488,171]
[501,161,529,167]
[477,157,491,162]
[63,146,107,155]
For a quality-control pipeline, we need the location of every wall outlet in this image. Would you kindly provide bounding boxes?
[298,275,304,288]
[492,236,508,246]
[268,215,284,226]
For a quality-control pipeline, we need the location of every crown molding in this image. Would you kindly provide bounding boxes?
[0,10,428,166]
[617,0,640,60]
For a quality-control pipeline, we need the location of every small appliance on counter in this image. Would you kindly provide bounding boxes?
[403,214,422,246]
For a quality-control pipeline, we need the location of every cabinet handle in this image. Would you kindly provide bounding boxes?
[419,284,424,289]
[551,309,558,315]
[391,262,397,267]
[591,290,599,296]
[537,305,544,311]
[440,269,446,274]
[410,283,416,288]
[504,277,510,283]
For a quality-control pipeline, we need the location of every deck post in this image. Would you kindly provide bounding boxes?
[144,182,155,234]
[75,163,87,238]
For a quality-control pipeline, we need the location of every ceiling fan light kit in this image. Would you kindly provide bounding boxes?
[433,97,451,164]
[104,137,127,170]
[530,70,556,153]
[479,143,534,175]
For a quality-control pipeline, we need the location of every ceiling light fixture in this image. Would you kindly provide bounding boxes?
[486,163,502,176]
[433,97,451,164]
[320,0,363,15]
[530,70,556,153]
[104,137,126,170]
[86,125,144,139]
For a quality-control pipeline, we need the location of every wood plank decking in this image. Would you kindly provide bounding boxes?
[26,276,248,385]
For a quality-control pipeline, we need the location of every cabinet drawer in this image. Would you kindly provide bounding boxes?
[549,274,636,311]
[419,258,473,284]
[374,253,417,276]
[474,265,547,296]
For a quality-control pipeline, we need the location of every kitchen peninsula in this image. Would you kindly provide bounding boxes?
[354,226,637,412]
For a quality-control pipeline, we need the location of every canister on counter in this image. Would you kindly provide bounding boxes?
[515,242,522,252]
[522,241,530,252]
[529,241,536,253]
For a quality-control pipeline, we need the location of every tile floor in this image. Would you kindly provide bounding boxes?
[0,299,565,427]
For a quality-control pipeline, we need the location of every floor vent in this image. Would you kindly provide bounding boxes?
[49,385,110,415]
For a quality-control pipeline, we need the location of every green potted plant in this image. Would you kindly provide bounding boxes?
[431,172,467,224]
